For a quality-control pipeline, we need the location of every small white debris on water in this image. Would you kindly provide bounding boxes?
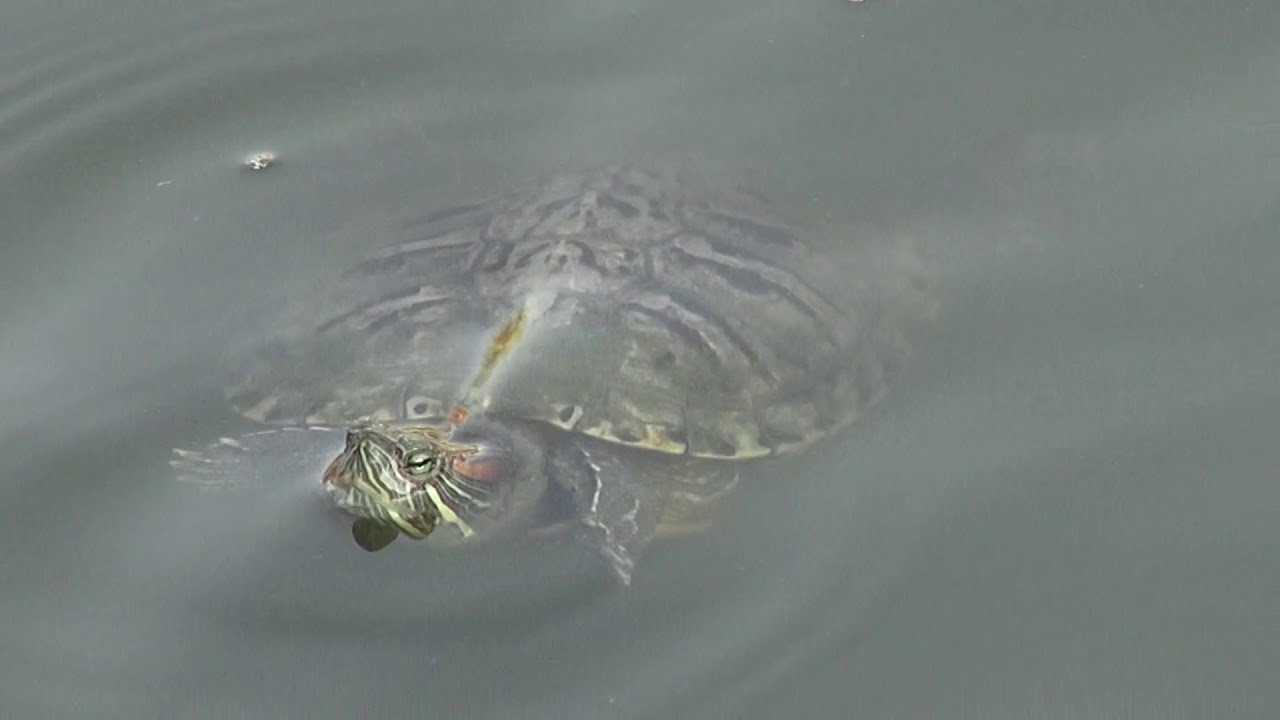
[243,151,277,171]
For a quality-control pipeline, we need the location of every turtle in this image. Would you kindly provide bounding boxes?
[172,166,933,584]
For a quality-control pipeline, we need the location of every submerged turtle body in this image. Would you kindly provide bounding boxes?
[175,166,931,583]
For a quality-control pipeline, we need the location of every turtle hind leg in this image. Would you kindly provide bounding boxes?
[654,463,739,538]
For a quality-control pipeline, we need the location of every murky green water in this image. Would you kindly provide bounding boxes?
[3,1,1277,717]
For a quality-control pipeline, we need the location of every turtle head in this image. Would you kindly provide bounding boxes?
[322,419,544,550]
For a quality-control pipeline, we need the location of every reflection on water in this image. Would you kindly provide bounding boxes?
[2,1,1279,717]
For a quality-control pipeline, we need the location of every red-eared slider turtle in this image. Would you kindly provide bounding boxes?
[173,166,933,583]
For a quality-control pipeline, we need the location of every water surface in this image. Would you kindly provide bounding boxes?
[2,1,1278,717]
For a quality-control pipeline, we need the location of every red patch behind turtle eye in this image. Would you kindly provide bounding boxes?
[451,455,503,482]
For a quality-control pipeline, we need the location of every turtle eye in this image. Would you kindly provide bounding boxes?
[403,451,435,475]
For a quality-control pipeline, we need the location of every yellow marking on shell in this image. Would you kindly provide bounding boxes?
[717,430,772,459]
[581,420,688,455]
[456,290,560,413]
[583,420,615,442]
[689,410,773,459]
[458,306,528,410]
[642,423,688,455]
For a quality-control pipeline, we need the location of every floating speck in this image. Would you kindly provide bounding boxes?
[243,151,277,171]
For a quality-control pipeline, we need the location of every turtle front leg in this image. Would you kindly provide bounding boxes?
[550,438,667,585]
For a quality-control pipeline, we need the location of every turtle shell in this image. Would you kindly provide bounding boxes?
[226,166,915,460]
